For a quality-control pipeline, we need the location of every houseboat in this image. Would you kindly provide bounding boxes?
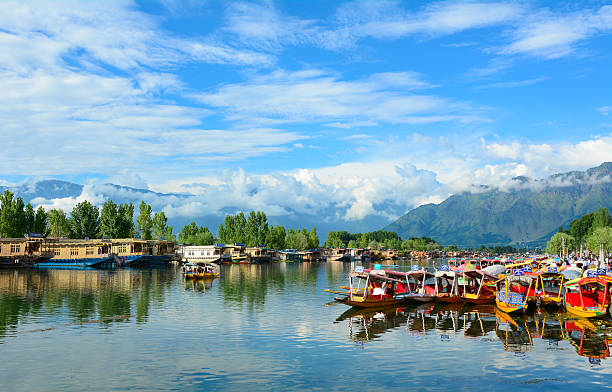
[0,236,53,267]
[181,244,229,264]
[36,238,115,268]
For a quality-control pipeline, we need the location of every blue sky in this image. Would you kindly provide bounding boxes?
[2,0,612,227]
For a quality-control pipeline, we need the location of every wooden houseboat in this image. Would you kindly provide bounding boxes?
[181,244,229,264]
[0,236,53,267]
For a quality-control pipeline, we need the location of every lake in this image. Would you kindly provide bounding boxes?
[1,262,610,391]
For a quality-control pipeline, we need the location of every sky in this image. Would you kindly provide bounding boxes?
[2,0,612,229]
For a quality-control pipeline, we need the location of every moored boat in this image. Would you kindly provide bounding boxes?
[457,269,497,304]
[326,266,410,308]
[563,272,612,318]
[183,262,219,279]
[495,271,537,314]
[434,268,461,303]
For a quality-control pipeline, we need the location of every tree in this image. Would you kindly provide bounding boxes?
[99,200,120,238]
[545,232,575,255]
[34,206,47,235]
[308,227,319,248]
[218,212,247,244]
[179,222,215,245]
[68,201,99,239]
[592,207,612,230]
[136,201,153,240]
[152,211,170,240]
[586,227,612,257]
[265,225,286,250]
[117,202,135,238]
[47,209,69,237]
[24,203,35,234]
[569,213,595,251]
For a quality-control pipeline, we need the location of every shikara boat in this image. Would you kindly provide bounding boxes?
[326,267,410,308]
[495,272,537,314]
[434,269,461,303]
[183,262,219,279]
[404,269,435,303]
[564,272,612,318]
[457,269,497,304]
[533,266,565,307]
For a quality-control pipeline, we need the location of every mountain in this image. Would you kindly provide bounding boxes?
[384,163,612,247]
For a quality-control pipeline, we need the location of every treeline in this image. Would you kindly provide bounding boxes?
[547,207,612,255]
[0,190,172,240]
[324,230,442,251]
[179,211,319,250]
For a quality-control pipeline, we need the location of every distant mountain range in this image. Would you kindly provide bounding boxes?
[0,179,389,237]
[385,162,612,247]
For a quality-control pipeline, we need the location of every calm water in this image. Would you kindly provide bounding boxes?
[1,262,611,391]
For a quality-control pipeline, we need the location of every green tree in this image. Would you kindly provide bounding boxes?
[68,201,100,239]
[47,209,69,237]
[152,211,170,240]
[24,203,35,234]
[592,207,612,230]
[117,202,135,238]
[218,212,247,244]
[136,201,153,240]
[34,206,47,235]
[586,227,612,257]
[308,227,319,248]
[99,200,120,238]
[569,212,595,251]
[0,191,30,237]
[265,225,286,250]
[545,232,575,255]
[179,222,215,245]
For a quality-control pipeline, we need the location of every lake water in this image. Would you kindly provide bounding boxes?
[1,262,611,391]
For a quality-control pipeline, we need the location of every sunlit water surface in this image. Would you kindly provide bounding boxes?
[1,262,611,391]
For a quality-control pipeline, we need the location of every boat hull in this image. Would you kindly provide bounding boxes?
[461,293,495,304]
[564,303,608,318]
[185,273,218,279]
[35,257,116,268]
[435,295,461,303]
[337,296,407,308]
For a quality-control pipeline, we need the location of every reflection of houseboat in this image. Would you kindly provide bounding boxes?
[0,236,53,267]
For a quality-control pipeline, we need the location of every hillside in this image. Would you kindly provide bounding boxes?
[385,163,612,247]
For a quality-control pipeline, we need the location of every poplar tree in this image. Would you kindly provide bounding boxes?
[136,201,153,240]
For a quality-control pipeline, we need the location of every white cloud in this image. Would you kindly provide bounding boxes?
[501,5,612,59]
[196,68,482,124]
[598,106,611,116]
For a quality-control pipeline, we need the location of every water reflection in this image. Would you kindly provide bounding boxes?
[334,302,612,361]
[0,267,176,340]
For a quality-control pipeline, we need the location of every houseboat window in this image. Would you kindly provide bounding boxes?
[54,249,61,256]
[10,245,20,253]
[70,248,79,256]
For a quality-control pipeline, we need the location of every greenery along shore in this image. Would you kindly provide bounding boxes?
[547,207,612,255]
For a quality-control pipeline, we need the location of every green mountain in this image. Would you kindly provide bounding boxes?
[385,163,612,247]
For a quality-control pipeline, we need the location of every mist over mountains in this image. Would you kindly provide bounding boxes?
[385,162,612,247]
[3,163,612,245]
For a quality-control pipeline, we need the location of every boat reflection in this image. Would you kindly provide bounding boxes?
[184,278,215,292]
[0,267,176,340]
[335,302,612,360]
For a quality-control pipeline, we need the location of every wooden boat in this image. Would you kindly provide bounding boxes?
[434,269,461,303]
[404,269,435,303]
[564,273,612,318]
[183,262,219,279]
[495,272,537,314]
[457,269,497,304]
[326,267,410,308]
[533,267,565,307]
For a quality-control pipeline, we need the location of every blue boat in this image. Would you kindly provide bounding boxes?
[35,256,117,269]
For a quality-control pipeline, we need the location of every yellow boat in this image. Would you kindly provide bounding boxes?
[183,262,219,279]
[564,274,612,318]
